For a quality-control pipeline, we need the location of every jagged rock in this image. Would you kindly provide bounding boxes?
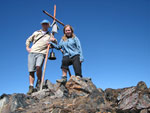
[31,89,54,99]
[0,93,37,113]
[32,80,69,99]
[66,76,99,97]
[54,84,68,98]
[105,88,121,103]
[117,81,150,112]
[117,87,136,101]
[137,81,148,91]
[44,79,55,91]
[137,90,150,109]
[1,77,150,113]
[140,109,148,113]
[0,94,9,113]
[98,88,104,93]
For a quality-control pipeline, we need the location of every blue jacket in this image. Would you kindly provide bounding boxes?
[50,36,84,62]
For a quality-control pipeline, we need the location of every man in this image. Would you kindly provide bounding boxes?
[26,20,56,95]
[50,25,84,83]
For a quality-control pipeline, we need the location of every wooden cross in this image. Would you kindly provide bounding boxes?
[40,5,58,91]
[40,5,71,91]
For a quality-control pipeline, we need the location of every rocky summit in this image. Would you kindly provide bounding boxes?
[0,76,150,113]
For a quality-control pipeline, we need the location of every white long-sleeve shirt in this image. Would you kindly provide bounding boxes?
[26,29,57,54]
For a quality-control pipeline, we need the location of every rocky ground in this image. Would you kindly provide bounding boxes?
[0,76,150,113]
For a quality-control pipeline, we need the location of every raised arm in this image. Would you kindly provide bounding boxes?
[49,39,63,50]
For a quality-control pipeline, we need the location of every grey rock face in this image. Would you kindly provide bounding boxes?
[0,93,37,113]
[0,78,150,113]
[0,94,9,113]
[117,81,150,112]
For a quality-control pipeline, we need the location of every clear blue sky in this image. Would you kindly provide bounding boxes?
[0,0,149,95]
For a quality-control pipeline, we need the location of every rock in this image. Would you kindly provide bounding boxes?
[44,79,55,91]
[31,89,54,99]
[140,109,148,113]
[10,94,29,112]
[117,82,150,112]
[137,81,148,91]
[53,84,68,98]
[98,88,104,93]
[118,90,139,110]
[32,80,69,99]
[136,90,150,109]
[0,94,9,113]
[117,87,136,101]
[66,76,99,97]
[105,88,121,103]
[1,78,150,113]
[0,93,37,113]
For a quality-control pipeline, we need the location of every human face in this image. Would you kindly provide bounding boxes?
[42,23,49,31]
[65,26,72,37]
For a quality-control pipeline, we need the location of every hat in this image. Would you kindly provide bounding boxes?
[40,19,50,24]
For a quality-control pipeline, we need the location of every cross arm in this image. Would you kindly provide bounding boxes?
[43,10,65,26]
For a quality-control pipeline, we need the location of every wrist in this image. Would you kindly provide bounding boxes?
[49,42,53,44]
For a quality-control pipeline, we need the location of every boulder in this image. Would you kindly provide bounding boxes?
[117,81,150,112]
[66,76,99,97]
[137,81,148,91]
[0,94,9,113]
[0,93,37,113]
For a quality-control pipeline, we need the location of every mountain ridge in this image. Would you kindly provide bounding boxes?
[0,76,150,113]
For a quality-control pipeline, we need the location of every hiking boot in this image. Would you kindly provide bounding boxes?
[56,76,67,83]
[76,75,82,79]
[27,86,34,95]
[35,80,41,91]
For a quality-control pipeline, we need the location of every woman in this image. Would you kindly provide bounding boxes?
[50,25,84,83]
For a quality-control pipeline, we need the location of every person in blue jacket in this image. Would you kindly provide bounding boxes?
[50,25,84,83]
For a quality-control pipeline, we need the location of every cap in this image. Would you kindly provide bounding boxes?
[40,19,50,24]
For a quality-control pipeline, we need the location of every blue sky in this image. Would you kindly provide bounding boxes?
[0,0,149,95]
